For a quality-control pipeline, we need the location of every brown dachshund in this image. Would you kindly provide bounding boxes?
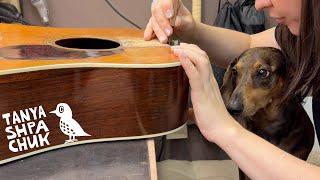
[220,47,315,180]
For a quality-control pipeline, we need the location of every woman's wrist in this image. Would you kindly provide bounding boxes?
[207,113,244,147]
[190,21,200,44]
[177,18,198,44]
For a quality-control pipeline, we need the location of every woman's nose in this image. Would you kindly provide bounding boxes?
[255,0,272,11]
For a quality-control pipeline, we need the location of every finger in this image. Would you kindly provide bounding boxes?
[147,31,157,40]
[161,0,175,18]
[180,55,202,89]
[151,1,173,37]
[144,19,154,40]
[151,16,168,43]
[172,48,202,89]
[178,47,212,78]
[180,43,208,58]
[179,44,210,65]
[151,0,160,9]
[179,43,214,76]
[150,32,156,39]
[172,44,213,82]
[172,48,197,76]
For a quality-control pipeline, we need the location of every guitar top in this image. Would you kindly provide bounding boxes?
[0,23,179,75]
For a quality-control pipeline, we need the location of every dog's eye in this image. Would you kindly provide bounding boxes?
[231,68,237,76]
[257,69,270,78]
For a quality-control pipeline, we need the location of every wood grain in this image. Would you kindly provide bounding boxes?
[0,24,178,72]
[192,0,202,22]
[148,140,158,180]
[0,24,189,164]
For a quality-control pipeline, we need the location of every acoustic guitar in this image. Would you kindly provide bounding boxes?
[0,23,189,164]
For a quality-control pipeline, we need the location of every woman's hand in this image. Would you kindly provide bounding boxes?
[171,45,320,180]
[144,0,195,44]
[171,43,238,142]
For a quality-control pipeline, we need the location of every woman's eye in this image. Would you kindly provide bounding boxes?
[258,69,270,78]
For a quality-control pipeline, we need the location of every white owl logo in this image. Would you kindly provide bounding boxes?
[50,103,91,144]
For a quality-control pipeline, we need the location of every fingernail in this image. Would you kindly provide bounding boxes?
[171,45,180,49]
[166,9,173,18]
[165,28,172,36]
[173,49,186,58]
[172,48,180,53]
[159,36,167,43]
[171,47,181,53]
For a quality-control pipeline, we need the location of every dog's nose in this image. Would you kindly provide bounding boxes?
[227,101,244,115]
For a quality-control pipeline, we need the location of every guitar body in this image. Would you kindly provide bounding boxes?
[0,24,189,164]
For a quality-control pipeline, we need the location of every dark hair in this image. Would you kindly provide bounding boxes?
[276,0,320,103]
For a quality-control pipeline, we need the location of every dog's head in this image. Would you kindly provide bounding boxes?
[221,47,286,118]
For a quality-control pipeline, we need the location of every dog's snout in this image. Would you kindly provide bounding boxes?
[227,98,244,115]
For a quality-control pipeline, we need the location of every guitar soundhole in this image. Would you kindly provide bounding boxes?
[55,38,120,50]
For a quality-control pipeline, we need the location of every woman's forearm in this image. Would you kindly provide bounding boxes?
[186,22,251,68]
[180,22,279,68]
[215,120,320,180]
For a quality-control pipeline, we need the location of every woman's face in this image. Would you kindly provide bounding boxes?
[255,0,302,35]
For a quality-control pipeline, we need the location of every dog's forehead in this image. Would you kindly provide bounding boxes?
[236,48,283,69]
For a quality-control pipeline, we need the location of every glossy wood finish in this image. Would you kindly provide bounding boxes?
[0,24,189,164]
[0,24,178,72]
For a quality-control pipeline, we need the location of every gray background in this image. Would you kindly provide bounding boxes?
[21,0,276,28]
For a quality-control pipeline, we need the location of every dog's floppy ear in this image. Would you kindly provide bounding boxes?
[220,59,237,104]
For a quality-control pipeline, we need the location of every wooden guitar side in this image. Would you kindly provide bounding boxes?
[0,24,189,164]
